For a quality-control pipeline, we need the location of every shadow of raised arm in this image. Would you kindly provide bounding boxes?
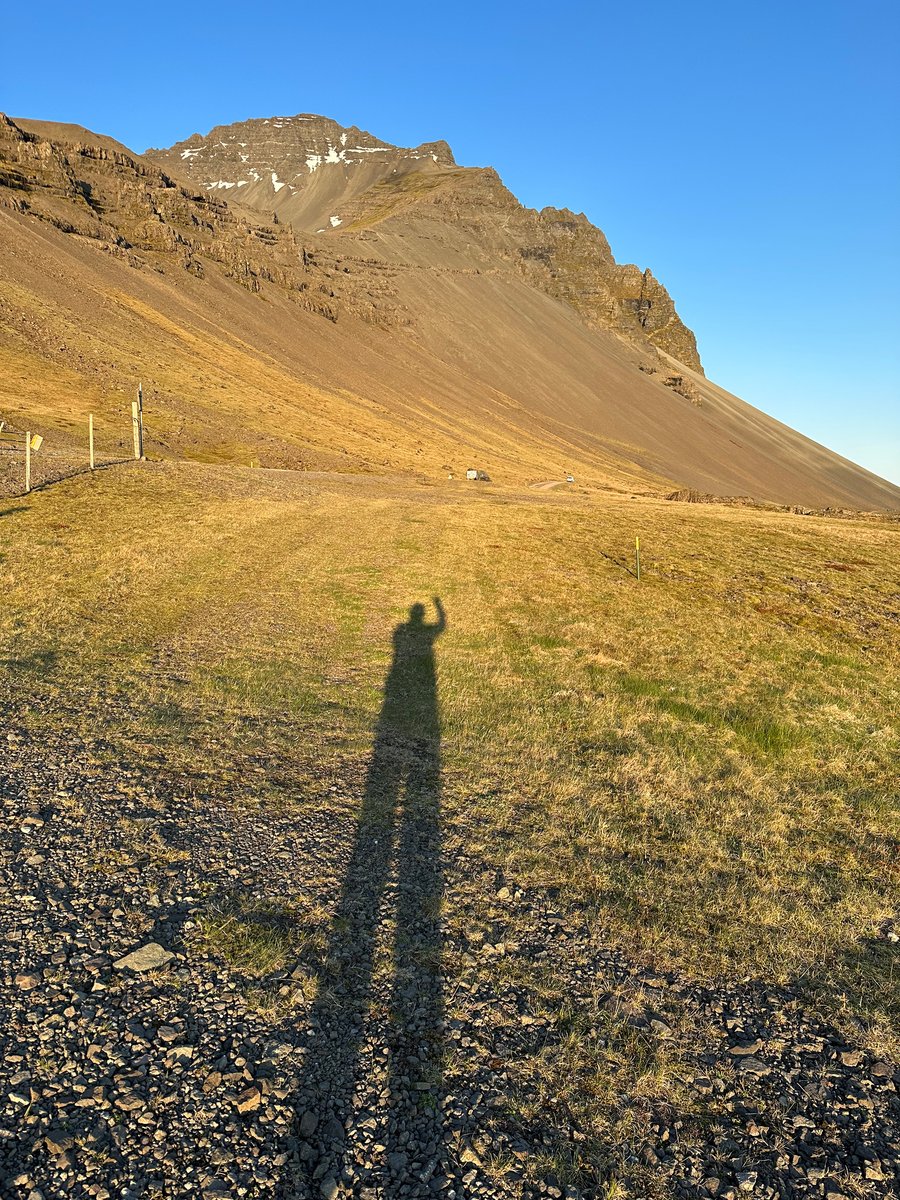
[432,596,446,636]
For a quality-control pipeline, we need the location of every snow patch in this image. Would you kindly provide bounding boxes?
[180,148,203,159]
[330,215,342,227]
[207,180,236,189]
[306,143,393,171]
[271,172,286,192]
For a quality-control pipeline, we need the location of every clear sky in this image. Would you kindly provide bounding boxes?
[5,0,898,483]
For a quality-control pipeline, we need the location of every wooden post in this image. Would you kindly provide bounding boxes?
[635,536,641,581]
[137,382,145,458]
[89,413,95,470]
[131,402,141,460]
[25,431,31,493]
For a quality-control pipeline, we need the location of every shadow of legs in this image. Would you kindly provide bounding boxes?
[284,601,446,1197]
[384,742,443,1186]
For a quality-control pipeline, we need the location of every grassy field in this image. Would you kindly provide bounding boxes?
[2,461,896,1060]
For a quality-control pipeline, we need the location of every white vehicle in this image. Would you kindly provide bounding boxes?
[566,474,575,483]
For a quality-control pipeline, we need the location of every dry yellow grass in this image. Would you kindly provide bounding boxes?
[1,462,897,1054]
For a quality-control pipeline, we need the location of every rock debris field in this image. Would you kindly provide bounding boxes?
[1,721,897,1200]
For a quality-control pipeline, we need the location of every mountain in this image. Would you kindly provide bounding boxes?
[146,115,703,370]
[1,111,897,509]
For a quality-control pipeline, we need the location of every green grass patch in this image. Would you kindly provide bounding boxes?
[194,892,326,980]
[613,671,802,754]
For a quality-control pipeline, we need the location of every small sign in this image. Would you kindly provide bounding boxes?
[29,434,43,452]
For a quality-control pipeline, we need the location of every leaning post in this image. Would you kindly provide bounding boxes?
[131,402,141,460]
[25,431,31,493]
[89,413,95,470]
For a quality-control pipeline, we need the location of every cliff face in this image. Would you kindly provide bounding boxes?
[0,114,304,292]
[531,209,702,368]
[1,114,414,329]
[145,114,703,371]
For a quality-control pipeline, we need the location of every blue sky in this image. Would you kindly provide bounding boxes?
[5,0,898,482]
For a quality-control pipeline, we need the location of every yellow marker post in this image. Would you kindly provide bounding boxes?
[131,402,141,460]
[635,536,641,581]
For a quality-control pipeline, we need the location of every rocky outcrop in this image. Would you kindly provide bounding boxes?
[0,114,411,328]
[524,209,702,370]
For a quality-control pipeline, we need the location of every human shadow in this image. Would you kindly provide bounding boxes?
[285,599,446,1197]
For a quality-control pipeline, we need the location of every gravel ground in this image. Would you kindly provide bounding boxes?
[1,716,897,1200]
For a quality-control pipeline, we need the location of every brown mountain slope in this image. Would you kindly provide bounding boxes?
[1,113,897,510]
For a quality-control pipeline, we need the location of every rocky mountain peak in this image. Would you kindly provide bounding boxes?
[146,115,456,224]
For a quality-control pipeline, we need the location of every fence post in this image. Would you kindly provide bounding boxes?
[89,413,95,470]
[25,431,31,493]
[635,536,641,581]
[131,402,141,460]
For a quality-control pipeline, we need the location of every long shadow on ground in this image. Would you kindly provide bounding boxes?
[282,599,446,1197]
